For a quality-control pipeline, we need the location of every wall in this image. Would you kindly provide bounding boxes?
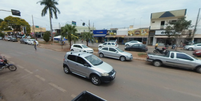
[150,18,178,30]
[117,29,128,35]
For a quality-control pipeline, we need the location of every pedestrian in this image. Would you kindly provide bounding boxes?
[155,43,158,49]
[81,39,83,43]
[34,40,37,50]
[180,41,183,48]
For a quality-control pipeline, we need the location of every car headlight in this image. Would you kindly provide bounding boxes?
[101,73,109,76]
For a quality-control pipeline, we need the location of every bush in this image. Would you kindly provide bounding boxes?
[43,31,50,42]
[0,32,5,38]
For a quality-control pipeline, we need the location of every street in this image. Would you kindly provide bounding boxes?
[1,40,201,101]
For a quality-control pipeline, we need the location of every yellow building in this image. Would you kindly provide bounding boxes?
[31,26,46,33]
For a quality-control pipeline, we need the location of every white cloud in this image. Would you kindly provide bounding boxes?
[0,0,200,30]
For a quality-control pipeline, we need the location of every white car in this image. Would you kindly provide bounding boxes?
[70,44,94,53]
[98,41,118,48]
[27,39,39,46]
[125,40,142,47]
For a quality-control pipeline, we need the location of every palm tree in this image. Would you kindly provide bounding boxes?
[37,0,60,41]
[81,32,94,46]
[61,24,78,49]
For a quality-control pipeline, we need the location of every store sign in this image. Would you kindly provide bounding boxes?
[128,28,149,36]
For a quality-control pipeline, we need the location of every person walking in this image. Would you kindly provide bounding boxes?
[34,40,37,51]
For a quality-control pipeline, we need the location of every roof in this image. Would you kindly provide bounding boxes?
[66,52,92,57]
[72,44,85,46]
[151,9,186,19]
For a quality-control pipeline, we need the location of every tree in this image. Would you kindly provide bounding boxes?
[37,0,60,41]
[81,32,94,46]
[0,16,31,37]
[61,24,78,49]
[43,31,50,42]
[0,18,3,24]
[165,17,191,49]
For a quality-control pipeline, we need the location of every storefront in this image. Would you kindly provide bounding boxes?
[93,30,107,43]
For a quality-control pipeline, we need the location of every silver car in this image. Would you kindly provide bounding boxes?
[184,43,201,51]
[125,40,142,47]
[98,47,133,61]
[63,52,116,85]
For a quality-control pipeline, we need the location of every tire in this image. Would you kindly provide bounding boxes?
[99,46,102,48]
[153,61,162,67]
[99,53,104,58]
[195,66,201,73]
[63,66,71,74]
[120,56,126,61]
[8,65,17,71]
[91,75,101,85]
[153,50,158,53]
[188,48,193,51]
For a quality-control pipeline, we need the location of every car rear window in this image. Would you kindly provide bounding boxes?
[67,55,77,62]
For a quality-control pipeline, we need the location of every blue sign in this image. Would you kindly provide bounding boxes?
[72,21,76,26]
[93,30,107,37]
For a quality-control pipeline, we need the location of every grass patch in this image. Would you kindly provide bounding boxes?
[138,52,147,56]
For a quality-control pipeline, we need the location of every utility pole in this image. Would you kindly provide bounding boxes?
[32,15,36,40]
[192,8,200,43]
[88,20,90,32]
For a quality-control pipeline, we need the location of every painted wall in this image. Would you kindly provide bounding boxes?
[117,29,128,35]
[150,18,178,30]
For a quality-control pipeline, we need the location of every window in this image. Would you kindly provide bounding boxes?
[112,43,115,45]
[67,55,77,62]
[85,55,103,66]
[161,21,165,25]
[176,53,193,61]
[108,43,111,45]
[103,43,107,45]
[132,44,139,47]
[197,44,201,46]
[78,46,82,49]
[152,21,155,23]
[102,47,108,50]
[109,48,116,52]
[77,57,86,65]
[170,53,174,58]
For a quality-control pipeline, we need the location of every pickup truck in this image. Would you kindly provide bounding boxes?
[147,51,201,73]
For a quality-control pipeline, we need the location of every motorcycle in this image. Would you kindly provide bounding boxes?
[0,56,17,71]
[153,47,167,54]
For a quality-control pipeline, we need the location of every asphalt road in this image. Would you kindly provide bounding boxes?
[0,40,201,101]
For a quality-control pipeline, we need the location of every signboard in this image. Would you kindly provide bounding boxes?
[72,21,76,26]
[128,28,149,36]
[93,30,107,37]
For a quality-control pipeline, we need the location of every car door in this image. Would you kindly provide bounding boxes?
[194,44,201,50]
[66,55,77,73]
[175,53,195,69]
[101,47,109,57]
[131,44,139,51]
[108,48,118,59]
[76,57,91,77]
[164,52,178,67]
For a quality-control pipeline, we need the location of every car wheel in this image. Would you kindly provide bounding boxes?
[91,75,101,85]
[63,66,71,74]
[195,66,201,73]
[99,46,102,48]
[120,56,126,61]
[188,48,193,51]
[99,53,104,58]
[153,61,162,67]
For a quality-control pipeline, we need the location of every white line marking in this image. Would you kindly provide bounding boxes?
[16,65,24,69]
[49,83,66,92]
[35,75,45,81]
[24,69,33,74]
[164,87,201,98]
[71,94,76,98]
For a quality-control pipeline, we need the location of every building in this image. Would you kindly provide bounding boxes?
[149,9,187,46]
[31,25,46,38]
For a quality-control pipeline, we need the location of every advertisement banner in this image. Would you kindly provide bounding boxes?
[128,28,149,36]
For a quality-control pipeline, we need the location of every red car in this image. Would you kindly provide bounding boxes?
[193,50,201,57]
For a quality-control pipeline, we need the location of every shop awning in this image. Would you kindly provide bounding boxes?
[194,34,201,38]
[93,34,106,37]
[105,35,126,38]
[124,36,148,38]
[155,35,189,38]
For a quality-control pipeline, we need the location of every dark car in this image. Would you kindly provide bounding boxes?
[125,44,148,52]
[20,38,28,44]
[10,37,18,42]
[193,50,201,57]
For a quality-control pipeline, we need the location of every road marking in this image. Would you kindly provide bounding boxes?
[35,75,45,81]
[49,83,66,92]
[71,94,76,98]
[16,65,24,69]
[24,69,33,74]
[164,87,201,98]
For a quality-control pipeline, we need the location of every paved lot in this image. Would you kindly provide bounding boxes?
[1,40,201,101]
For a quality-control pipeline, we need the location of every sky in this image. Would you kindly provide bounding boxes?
[1,0,201,30]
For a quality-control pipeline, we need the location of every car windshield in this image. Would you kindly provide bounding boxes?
[12,38,16,39]
[116,48,124,52]
[82,45,88,48]
[85,55,103,66]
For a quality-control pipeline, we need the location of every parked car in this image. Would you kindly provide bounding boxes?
[20,38,29,44]
[124,40,142,47]
[7,36,12,41]
[125,43,148,52]
[0,37,2,40]
[27,39,39,45]
[10,37,18,42]
[98,47,133,61]
[98,41,118,48]
[70,44,94,53]
[184,43,201,51]
[193,50,201,57]
[147,51,201,73]
[63,52,116,85]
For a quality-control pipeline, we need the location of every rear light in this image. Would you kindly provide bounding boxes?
[147,56,149,59]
